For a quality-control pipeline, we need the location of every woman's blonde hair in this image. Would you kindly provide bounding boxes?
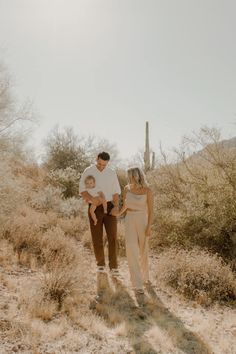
[127,167,148,188]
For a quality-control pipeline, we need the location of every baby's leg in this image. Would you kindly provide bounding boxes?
[90,204,98,225]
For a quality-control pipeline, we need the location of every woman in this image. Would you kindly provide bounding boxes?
[116,167,154,299]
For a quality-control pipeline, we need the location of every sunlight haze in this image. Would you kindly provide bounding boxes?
[0,0,235,161]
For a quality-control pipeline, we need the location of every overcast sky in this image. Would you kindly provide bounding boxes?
[0,0,235,161]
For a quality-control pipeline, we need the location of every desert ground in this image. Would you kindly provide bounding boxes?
[0,232,235,354]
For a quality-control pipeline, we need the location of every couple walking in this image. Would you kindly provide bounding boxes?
[79,151,154,303]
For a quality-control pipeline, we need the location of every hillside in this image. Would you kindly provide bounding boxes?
[221,136,236,149]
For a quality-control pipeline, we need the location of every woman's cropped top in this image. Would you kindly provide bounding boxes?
[125,191,147,211]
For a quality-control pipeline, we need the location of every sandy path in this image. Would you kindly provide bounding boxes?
[0,241,235,353]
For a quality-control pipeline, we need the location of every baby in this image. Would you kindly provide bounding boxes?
[84,175,107,225]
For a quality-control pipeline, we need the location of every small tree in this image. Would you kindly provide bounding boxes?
[0,61,34,157]
[43,126,89,172]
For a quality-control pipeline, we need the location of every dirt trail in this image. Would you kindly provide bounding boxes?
[0,241,235,353]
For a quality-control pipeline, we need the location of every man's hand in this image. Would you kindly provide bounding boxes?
[110,206,119,216]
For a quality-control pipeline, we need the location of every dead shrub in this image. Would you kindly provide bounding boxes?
[40,266,79,310]
[57,215,88,239]
[156,248,236,305]
[151,128,236,260]
[28,293,58,321]
[0,158,28,224]
[30,185,62,211]
[40,226,78,269]
[0,239,17,267]
[3,207,58,264]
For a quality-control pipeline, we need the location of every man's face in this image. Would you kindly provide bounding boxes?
[96,158,108,171]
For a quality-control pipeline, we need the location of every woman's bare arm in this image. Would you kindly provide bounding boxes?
[146,188,154,236]
[118,185,129,215]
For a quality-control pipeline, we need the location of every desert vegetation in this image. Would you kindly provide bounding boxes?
[0,61,235,353]
[148,127,236,305]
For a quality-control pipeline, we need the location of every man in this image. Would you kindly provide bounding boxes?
[79,151,121,276]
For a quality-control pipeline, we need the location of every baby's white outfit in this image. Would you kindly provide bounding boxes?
[86,186,101,197]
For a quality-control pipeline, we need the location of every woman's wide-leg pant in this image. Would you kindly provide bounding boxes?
[124,210,149,289]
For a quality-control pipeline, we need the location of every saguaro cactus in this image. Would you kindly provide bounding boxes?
[151,151,155,170]
[144,121,150,172]
[144,121,155,171]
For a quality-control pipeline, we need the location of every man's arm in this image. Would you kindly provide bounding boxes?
[110,171,121,215]
[110,193,119,216]
[81,191,101,206]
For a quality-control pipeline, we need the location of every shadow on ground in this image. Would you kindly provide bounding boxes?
[90,273,213,354]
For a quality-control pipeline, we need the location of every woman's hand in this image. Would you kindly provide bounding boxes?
[145,226,151,237]
[110,206,119,216]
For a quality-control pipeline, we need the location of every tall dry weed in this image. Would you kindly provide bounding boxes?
[40,266,79,310]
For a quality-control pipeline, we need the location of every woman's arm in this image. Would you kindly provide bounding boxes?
[117,204,127,216]
[111,185,128,216]
[118,185,129,215]
[146,188,154,236]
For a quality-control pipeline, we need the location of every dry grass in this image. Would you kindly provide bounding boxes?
[29,296,58,322]
[155,248,236,305]
[40,266,79,310]
[0,239,17,268]
[150,128,236,260]
[3,208,47,265]
[57,215,88,239]
[40,226,78,269]
[117,220,126,257]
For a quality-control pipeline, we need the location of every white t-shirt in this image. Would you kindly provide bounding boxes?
[79,164,121,202]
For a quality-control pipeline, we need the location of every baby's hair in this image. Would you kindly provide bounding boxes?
[85,175,96,183]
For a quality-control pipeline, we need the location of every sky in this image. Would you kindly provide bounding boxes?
[0,0,236,162]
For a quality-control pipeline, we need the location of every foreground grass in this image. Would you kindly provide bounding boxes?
[0,237,236,354]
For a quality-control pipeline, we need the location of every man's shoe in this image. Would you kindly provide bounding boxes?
[97,266,106,273]
[110,268,120,278]
[89,292,104,310]
[134,289,146,308]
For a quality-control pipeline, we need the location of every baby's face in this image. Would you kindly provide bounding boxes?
[85,179,95,189]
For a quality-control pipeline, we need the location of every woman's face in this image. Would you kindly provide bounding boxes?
[127,171,135,185]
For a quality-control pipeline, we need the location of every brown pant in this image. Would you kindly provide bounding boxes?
[88,201,118,270]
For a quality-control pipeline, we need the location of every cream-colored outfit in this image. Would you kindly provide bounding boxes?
[124,190,149,289]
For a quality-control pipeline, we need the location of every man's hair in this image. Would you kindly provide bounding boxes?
[85,175,95,183]
[97,151,110,161]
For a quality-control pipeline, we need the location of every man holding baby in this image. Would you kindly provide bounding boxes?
[79,151,121,276]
